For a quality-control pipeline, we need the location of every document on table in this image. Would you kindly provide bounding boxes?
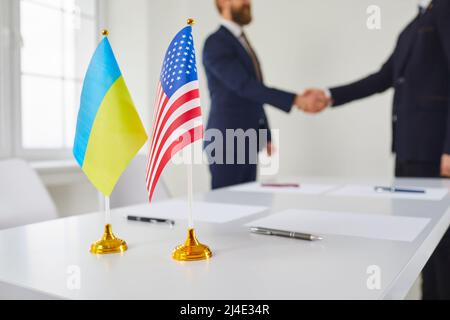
[245,209,431,242]
[120,200,268,223]
[229,182,336,195]
[329,185,448,201]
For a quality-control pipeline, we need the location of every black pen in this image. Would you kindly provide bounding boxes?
[127,215,175,225]
[374,186,426,194]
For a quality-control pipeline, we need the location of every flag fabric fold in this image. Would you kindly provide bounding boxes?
[146,25,204,201]
[73,36,148,196]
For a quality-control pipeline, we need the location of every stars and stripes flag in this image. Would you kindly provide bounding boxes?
[146,24,203,201]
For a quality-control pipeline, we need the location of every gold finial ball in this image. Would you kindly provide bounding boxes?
[101,29,109,36]
[187,18,195,26]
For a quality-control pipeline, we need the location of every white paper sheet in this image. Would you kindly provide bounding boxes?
[329,185,448,201]
[245,209,431,242]
[119,200,268,223]
[229,182,336,195]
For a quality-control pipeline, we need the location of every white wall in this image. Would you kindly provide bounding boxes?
[251,0,415,179]
[104,0,152,126]
[103,0,418,198]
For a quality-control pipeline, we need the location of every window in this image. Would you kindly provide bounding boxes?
[0,0,102,160]
[0,1,13,159]
[20,0,98,153]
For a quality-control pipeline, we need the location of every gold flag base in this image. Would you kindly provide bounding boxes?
[172,228,212,261]
[90,224,128,254]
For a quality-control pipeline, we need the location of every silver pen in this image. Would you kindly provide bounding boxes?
[250,226,323,241]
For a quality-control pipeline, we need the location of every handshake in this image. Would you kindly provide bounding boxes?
[294,88,332,113]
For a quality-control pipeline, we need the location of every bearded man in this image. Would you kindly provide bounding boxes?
[203,0,311,189]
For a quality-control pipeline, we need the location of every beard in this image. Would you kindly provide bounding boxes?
[231,4,252,26]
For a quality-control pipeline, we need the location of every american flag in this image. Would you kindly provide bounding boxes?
[146,25,203,201]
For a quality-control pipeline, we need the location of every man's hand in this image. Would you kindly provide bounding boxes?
[266,142,275,156]
[440,154,450,177]
[294,88,331,113]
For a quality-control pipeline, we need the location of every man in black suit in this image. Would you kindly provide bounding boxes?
[308,0,450,299]
[203,0,319,189]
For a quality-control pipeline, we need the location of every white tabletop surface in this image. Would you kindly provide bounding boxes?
[0,176,449,300]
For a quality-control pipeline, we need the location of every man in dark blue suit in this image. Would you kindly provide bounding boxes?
[202,0,315,190]
[308,0,450,299]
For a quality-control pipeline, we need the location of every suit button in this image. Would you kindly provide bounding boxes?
[393,115,397,122]
[396,77,405,85]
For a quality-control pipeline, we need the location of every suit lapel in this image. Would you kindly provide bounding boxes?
[219,26,258,79]
[395,2,434,76]
[395,16,420,75]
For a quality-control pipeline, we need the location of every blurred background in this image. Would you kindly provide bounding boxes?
[0,0,417,216]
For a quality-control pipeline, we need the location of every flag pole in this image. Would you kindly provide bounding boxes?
[172,18,212,261]
[88,28,128,255]
[105,196,111,225]
[187,147,194,229]
[187,17,196,230]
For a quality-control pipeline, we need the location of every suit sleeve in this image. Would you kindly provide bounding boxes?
[329,53,394,107]
[434,0,450,154]
[202,36,295,113]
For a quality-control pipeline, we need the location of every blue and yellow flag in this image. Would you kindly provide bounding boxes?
[73,34,148,196]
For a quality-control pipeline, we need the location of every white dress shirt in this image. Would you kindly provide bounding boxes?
[220,18,253,55]
[419,0,432,9]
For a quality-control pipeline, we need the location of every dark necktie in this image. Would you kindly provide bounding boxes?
[240,32,263,82]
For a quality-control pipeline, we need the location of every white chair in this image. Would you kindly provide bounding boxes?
[110,154,170,208]
[0,158,58,229]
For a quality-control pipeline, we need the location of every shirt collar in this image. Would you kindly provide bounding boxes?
[220,18,243,38]
[418,0,432,9]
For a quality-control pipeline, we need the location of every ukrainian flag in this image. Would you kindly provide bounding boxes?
[73,34,148,196]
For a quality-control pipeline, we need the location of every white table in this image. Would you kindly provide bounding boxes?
[0,177,449,300]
